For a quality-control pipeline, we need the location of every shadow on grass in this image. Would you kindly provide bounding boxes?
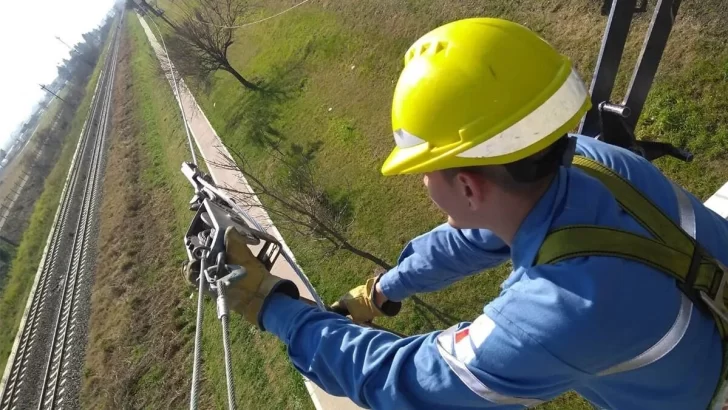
[410,295,466,329]
[222,45,314,150]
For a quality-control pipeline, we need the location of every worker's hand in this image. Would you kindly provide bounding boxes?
[184,226,299,329]
[329,274,401,324]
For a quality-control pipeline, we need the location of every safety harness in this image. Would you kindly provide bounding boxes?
[534,156,728,409]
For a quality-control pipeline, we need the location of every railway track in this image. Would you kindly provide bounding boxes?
[0,16,122,410]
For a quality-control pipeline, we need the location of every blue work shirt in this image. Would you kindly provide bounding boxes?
[262,135,726,409]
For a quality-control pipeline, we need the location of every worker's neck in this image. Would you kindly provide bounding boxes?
[485,177,555,246]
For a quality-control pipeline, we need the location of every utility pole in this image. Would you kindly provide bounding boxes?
[55,35,95,67]
[55,35,74,50]
[39,84,67,104]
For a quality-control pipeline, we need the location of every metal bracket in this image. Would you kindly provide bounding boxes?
[601,0,648,16]
[596,102,692,162]
[582,0,639,137]
[700,260,728,323]
[623,0,683,131]
[182,162,282,274]
[582,0,691,163]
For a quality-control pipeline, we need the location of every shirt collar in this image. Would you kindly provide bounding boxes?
[509,166,569,270]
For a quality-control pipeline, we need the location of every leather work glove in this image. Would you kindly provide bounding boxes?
[184,226,299,329]
[329,274,401,324]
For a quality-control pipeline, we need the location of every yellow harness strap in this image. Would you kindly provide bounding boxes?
[533,156,728,409]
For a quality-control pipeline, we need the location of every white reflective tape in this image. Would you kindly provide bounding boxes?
[672,182,697,239]
[598,182,698,377]
[393,128,426,149]
[457,69,588,159]
[438,325,455,353]
[598,293,693,376]
[454,330,476,364]
[436,327,545,407]
[453,315,496,364]
[469,314,496,348]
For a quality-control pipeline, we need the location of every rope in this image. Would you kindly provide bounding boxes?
[146,17,198,166]
[176,0,312,30]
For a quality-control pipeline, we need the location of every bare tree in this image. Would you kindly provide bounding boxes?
[211,143,393,270]
[166,0,260,90]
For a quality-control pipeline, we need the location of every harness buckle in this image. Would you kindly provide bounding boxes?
[700,261,728,323]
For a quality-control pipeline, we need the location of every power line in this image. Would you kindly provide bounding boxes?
[175,0,312,29]
[145,16,198,166]
[39,85,67,104]
[55,35,96,67]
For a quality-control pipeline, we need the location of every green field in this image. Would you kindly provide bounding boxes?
[140,0,728,408]
[0,23,115,371]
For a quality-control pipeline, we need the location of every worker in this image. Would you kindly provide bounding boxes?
[193,18,728,409]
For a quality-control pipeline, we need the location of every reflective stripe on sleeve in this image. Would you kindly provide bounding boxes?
[435,320,545,407]
[671,182,697,239]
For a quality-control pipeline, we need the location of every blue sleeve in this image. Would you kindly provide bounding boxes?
[263,294,577,410]
[378,223,510,302]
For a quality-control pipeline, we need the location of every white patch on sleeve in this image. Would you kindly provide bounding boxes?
[469,314,496,349]
[453,314,496,364]
[454,329,476,364]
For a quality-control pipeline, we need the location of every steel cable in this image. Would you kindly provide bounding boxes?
[218,285,238,410]
[190,250,208,410]
[147,17,197,166]
[168,0,312,30]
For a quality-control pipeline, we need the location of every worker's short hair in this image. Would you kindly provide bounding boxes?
[442,135,570,193]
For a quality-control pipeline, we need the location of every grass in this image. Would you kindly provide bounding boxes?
[80,13,311,409]
[0,82,84,250]
[0,26,115,372]
[0,89,67,220]
[35,89,67,134]
[7,88,67,166]
[137,1,728,408]
[18,90,66,156]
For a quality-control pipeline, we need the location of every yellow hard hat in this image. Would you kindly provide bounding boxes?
[382,18,591,176]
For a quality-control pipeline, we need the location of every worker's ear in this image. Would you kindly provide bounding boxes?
[455,171,488,210]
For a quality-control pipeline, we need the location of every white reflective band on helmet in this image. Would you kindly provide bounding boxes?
[436,319,545,407]
[393,128,426,149]
[598,184,697,377]
[457,69,588,159]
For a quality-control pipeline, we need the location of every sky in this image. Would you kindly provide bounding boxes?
[0,0,117,149]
